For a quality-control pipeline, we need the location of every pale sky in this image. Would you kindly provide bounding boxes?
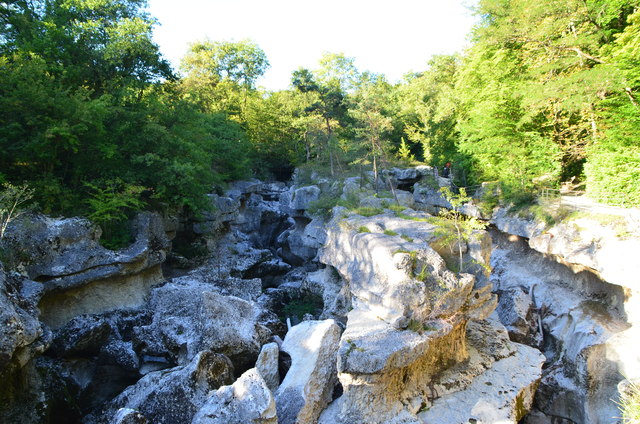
[146,0,479,91]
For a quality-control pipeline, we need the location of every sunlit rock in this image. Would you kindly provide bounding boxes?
[275,319,342,424]
[192,368,277,424]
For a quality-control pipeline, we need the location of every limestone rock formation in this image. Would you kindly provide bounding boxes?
[302,267,351,322]
[315,203,545,423]
[50,314,111,357]
[0,266,49,371]
[3,212,170,329]
[491,232,632,423]
[87,351,234,424]
[132,278,275,370]
[320,210,494,324]
[255,342,280,393]
[192,194,240,235]
[289,185,321,212]
[192,368,277,424]
[275,319,342,424]
[419,316,545,423]
[496,287,543,347]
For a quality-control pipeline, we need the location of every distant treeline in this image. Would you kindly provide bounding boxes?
[1,0,638,231]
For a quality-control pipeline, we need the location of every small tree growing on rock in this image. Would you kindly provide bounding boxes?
[429,187,487,273]
[0,183,34,239]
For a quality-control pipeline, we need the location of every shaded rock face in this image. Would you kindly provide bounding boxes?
[0,266,53,424]
[3,212,170,329]
[491,231,632,424]
[87,351,234,424]
[0,266,49,371]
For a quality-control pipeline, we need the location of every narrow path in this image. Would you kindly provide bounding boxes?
[557,194,640,235]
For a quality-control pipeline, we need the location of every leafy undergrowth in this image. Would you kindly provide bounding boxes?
[279,292,324,323]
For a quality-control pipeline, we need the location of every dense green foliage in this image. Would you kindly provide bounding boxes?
[0,0,254,222]
[1,0,638,236]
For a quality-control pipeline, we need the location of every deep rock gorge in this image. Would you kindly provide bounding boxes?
[0,167,638,423]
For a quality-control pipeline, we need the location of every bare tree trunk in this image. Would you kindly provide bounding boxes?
[373,154,378,194]
[379,149,399,205]
[325,117,335,176]
[625,87,638,109]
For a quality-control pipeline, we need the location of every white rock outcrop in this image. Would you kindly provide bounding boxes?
[317,206,540,423]
[192,368,277,424]
[275,319,342,424]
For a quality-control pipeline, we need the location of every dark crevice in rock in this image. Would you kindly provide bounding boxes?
[489,228,631,423]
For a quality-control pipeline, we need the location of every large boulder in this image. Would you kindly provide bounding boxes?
[87,351,234,424]
[192,195,240,235]
[132,279,275,370]
[192,368,277,424]
[50,314,112,357]
[281,217,327,264]
[496,287,543,347]
[289,186,321,212]
[275,320,342,424]
[255,342,280,393]
[413,182,452,210]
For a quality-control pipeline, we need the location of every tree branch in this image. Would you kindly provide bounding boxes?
[625,87,639,108]
[565,47,605,64]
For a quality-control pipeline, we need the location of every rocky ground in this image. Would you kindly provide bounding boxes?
[0,166,637,423]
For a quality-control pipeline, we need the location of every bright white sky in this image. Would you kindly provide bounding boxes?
[146,0,479,91]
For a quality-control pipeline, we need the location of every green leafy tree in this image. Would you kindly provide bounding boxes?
[315,52,360,93]
[85,179,146,249]
[180,39,269,116]
[456,43,562,197]
[396,55,461,167]
[349,74,395,193]
[292,67,348,175]
[586,7,640,205]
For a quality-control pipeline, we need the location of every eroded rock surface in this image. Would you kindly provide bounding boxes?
[192,368,277,424]
[132,279,276,370]
[0,266,49,371]
[491,231,632,423]
[87,351,234,424]
[3,212,170,329]
[276,319,342,424]
[317,203,542,424]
